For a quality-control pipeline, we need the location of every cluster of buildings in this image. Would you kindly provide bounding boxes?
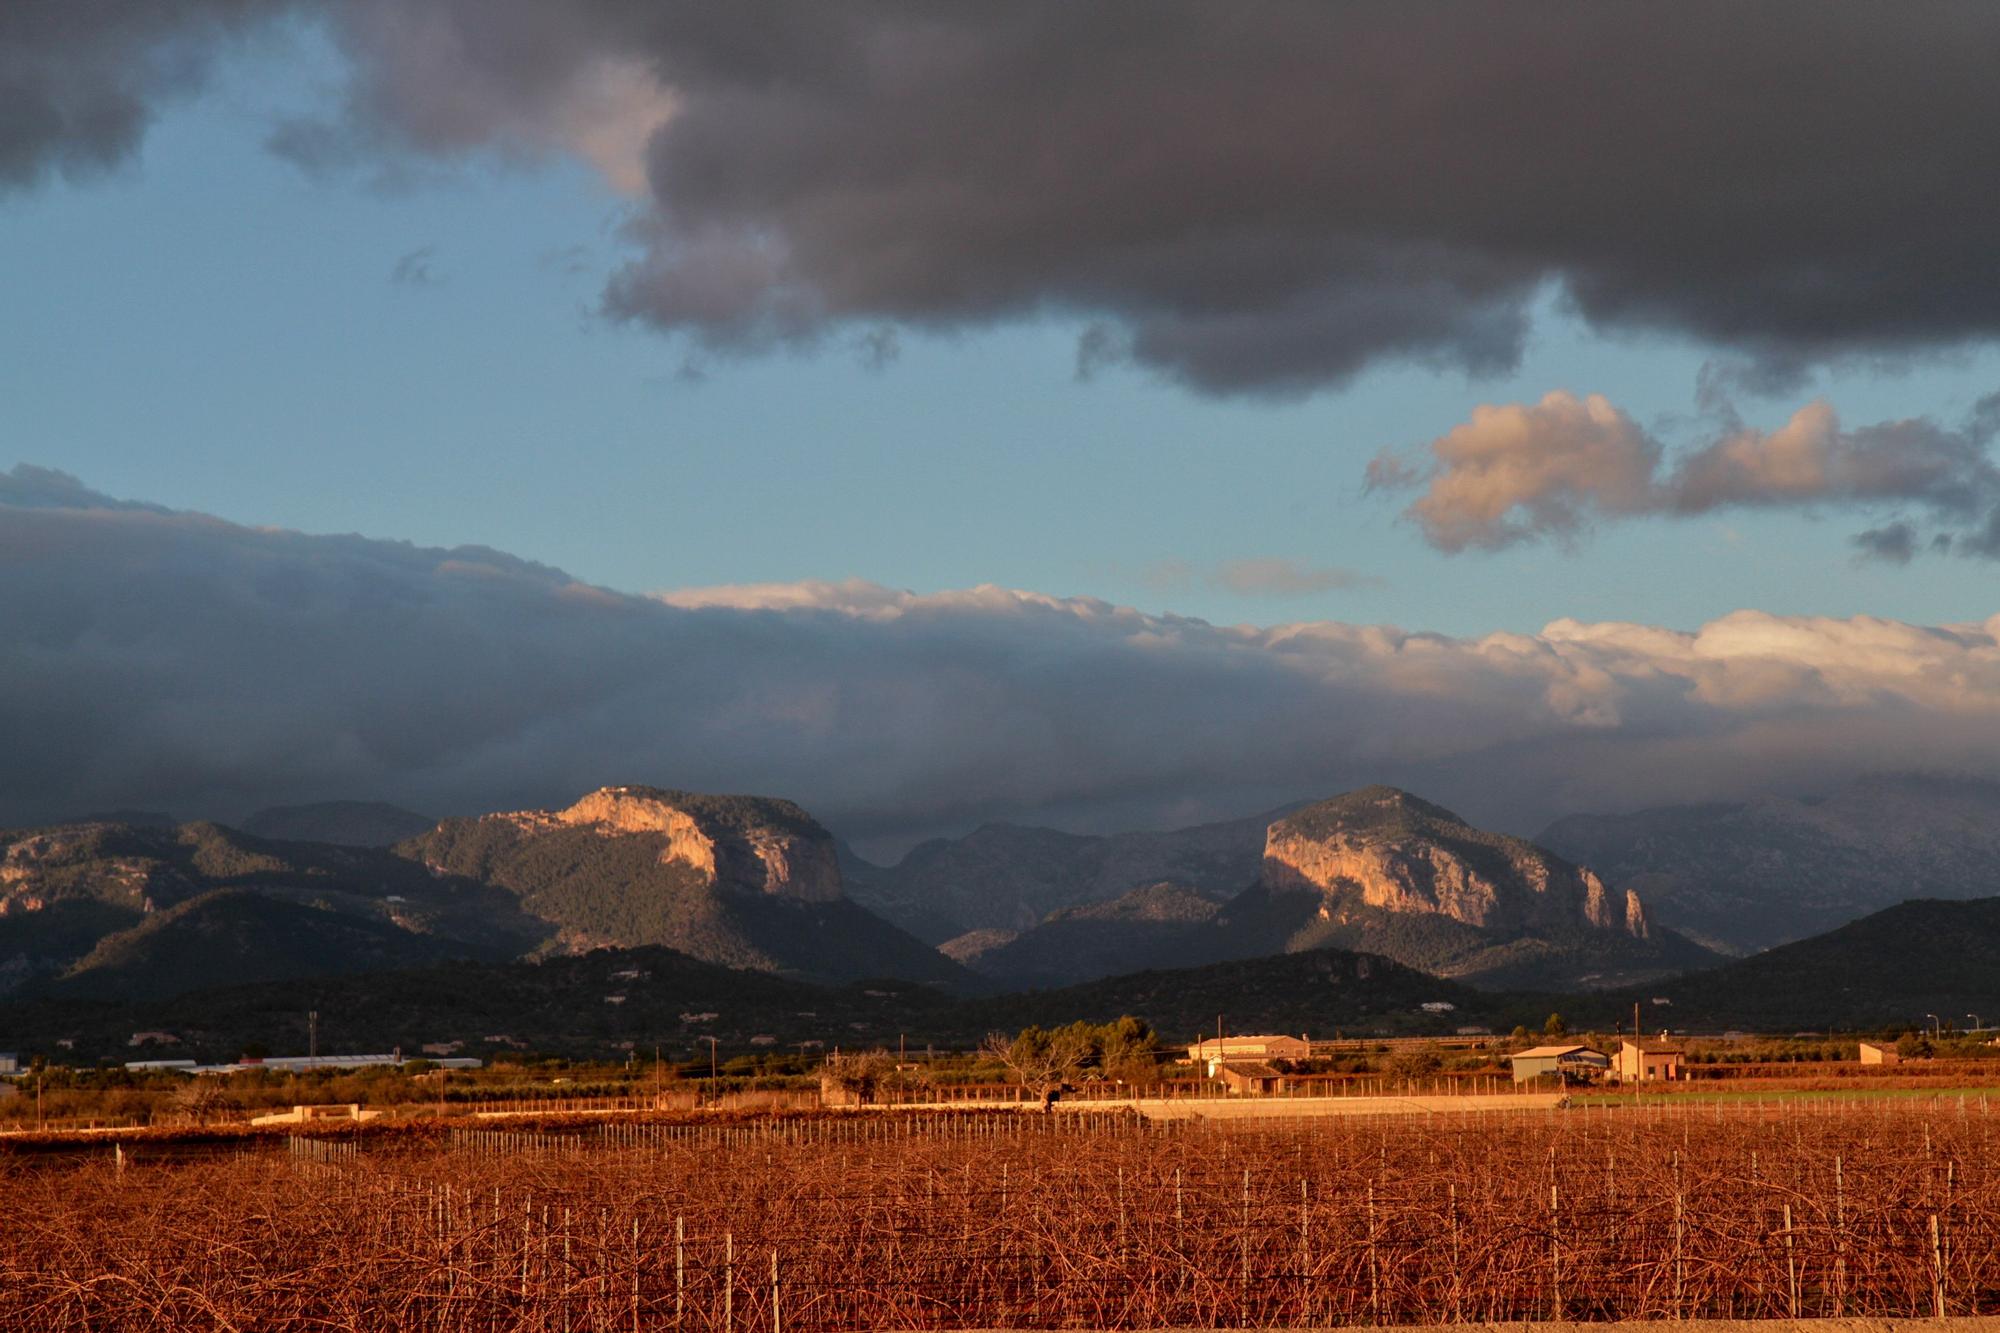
[1186,1035,1313,1094]
[1507,1039,1683,1085]
[1181,1033,1694,1095]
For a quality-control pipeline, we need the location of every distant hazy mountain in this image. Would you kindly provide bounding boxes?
[242,800,436,848]
[1538,774,2000,952]
[952,882,1226,989]
[846,808,1278,943]
[401,786,967,989]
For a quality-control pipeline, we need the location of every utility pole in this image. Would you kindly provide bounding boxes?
[308,1010,318,1059]
[704,1036,719,1083]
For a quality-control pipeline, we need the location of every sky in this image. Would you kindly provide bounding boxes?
[6,4,2000,851]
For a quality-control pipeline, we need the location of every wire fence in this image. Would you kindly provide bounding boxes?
[3,1095,1998,1329]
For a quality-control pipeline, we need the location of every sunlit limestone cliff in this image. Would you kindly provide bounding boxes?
[1260,787,1650,940]
[493,787,842,903]
[1209,787,1709,989]
[406,786,960,986]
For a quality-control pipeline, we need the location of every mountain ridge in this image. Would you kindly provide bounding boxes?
[241,801,436,848]
[1539,773,2000,951]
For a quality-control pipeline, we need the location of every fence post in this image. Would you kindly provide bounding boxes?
[771,1248,781,1333]
[1931,1213,1945,1318]
[1548,1180,1561,1321]
[1240,1168,1251,1305]
[1833,1155,1845,1315]
[1366,1182,1380,1322]
[1298,1177,1311,1324]
[1783,1203,1797,1318]
[1673,1187,1685,1319]
[1448,1181,1461,1322]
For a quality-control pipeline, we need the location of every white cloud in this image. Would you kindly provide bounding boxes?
[1372,391,2000,555]
[7,473,2000,842]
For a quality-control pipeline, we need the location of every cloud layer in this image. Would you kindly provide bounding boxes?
[8,465,2000,846]
[0,1,289,190]
[1371,391,2000,556]
[14,5,2000,393]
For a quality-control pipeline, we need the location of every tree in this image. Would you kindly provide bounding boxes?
[1096,1015,1161,1085]
[1389,1047,1443,1080]
[818,1049,893,1106]
[983,1026,1093,1108]
[1543,1013,1568,1038]
[169,1079,235,1126]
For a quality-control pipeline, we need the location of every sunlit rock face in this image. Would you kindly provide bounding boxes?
[498,786,843,903]
[1259,786,1648,937]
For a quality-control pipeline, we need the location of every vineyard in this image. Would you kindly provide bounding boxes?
[4,1098,2000,1330]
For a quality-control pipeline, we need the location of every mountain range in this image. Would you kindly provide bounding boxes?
[4,773,1996,1016]
[0,787,959,1000]
[1539,774,2000,951]
[937,787,1713,990]
[843,808,1275,944]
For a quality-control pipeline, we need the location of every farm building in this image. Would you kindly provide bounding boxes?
[1508,1045,1609,1085]
[0,1052,18,1075]
[1858,1041,1901,1065]
[1216,1061,1288,1096]
[250,1103,381,1126]
[1616,1039,1684,1081]
[1186,1035,1308,1076]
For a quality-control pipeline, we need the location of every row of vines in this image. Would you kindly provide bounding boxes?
[3,1097,1997,1330]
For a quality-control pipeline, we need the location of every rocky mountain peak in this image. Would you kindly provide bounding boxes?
[1260,787,1648,938]
[500,786,842,903]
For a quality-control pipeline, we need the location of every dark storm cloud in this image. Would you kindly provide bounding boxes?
[10,475,2000,843]
[14,4,2000,393]
[1851,522,1920,565]
[0,1,290,189]
[310,1,2000,394]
